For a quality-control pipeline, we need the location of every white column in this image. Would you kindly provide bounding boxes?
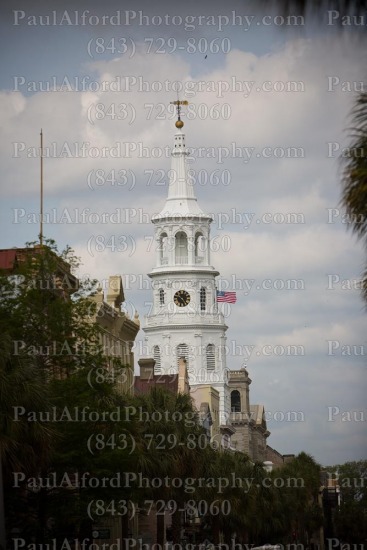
[155,235,161,267]
[168,232,175,266]
[193,333,203,383]
[206,228,211,265]
[188,235,195,265]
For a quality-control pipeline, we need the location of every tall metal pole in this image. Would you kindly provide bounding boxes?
[40,129,43,246]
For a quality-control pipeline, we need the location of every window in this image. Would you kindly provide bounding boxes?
[195,233,205,264]
[159,233,168,265]
[200,287,206,311]
[206,344,215,371]
[231,390,241,412]
[175,231,188,265]
[159,289,165,305]
[153,345,161,374]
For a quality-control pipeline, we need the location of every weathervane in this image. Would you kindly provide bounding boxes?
[170,99,188,128]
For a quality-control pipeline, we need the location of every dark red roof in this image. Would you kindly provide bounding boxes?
[0,249,17,270]
[135,374,179,395]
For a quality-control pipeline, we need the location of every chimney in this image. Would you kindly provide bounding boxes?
[138,357,155,381]
[178,357,190,394]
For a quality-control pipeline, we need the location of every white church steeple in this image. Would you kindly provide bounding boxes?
[144,105,231,424]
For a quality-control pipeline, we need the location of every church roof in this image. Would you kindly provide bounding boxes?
[250,404,267,428]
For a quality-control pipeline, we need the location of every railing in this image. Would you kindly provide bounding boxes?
[158,257,207,267]
[175,256,188,265]
[145,312,225,326]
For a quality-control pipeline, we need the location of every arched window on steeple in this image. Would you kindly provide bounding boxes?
[231,390,241,412]
[206,344,215,371]
[159,289,165,305]
[153,345,161,374]
[175,232,188,265]
[159,232,168,265]
[177,343,189,368]
[200,287,206,311]
[195,232,205,264]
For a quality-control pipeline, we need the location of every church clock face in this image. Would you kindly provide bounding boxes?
[174,290,191,307]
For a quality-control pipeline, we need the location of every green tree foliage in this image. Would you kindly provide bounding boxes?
[0,333,54,479]
[272,453,323,544]
[0,332,56,542]
[332,460,367,542]
[196,449,254,544]
[0,240,103,377]
[0,241,133,542]
[44,369,141,542]
[133,387,207,545]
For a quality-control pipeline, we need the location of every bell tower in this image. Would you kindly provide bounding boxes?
[143,103,231,423]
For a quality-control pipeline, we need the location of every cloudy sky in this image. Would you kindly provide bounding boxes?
[0,0,366,466]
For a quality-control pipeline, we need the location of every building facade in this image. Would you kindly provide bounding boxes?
[89,275,140,395]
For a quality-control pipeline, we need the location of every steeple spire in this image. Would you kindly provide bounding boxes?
[153,101,210,220]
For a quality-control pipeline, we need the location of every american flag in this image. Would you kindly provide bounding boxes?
[216,291,237,303]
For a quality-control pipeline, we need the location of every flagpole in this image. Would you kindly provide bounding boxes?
[40,129,43,246]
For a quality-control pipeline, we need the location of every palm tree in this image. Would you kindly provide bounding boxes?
[259,2,366,303]
[341,92,367,302]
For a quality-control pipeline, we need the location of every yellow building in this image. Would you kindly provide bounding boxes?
[190,384,221,445]
[89,275,140,395]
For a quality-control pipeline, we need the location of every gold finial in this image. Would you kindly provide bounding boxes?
[170,100,188,129]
